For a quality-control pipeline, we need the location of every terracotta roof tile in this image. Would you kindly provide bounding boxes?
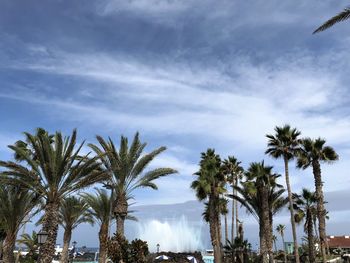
[327,236,350,248]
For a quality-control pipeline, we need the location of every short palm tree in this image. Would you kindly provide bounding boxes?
[222,156,244,242]
[276,224,287,263]
[293,189,318,263]
[297,137,338,263]
[230,162,285,263]
[88,132,177,237]
[272,235,278,252]
[191,149,226,263]
[17,231,38,258]
[314,7,350,33]
[0,129,107,263]
[81,188,112,263]
[266,124,301,263]
[0,185,39,263]
[58,196,94,263]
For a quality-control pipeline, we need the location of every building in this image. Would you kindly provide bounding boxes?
[327,236,350,253]
[284,242,294,254]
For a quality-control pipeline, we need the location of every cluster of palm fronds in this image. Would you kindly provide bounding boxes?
[0,128,176,263]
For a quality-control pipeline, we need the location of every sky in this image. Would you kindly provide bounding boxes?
[1,0,350,249]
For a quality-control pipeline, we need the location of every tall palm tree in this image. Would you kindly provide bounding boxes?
[293,189,318,263]
[266,124,301,263]
[58,196,94,263]
[313,7,350,33]
[0,185,39,263]
[272,235,278,252]
[0,129,107,263]
[230,162,286,263]
[276,224,287,263]
[191,149,226,263]
[81,188,112,263]
[17,231,38,258]
[222,156,244,242]
[296,137,338,263]
[88,132,177,237]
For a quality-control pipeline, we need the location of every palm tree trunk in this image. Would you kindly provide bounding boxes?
[3,232,16,263]
[209,197,222,263]
[259,185,270,263]
[284,156,300,263]
[224,214,228,245]
[312,160,327,263]
[281,234,287,263]
[99,223,109,263]
[60,228,72,263]
[307,210,315,263]
[116,216,125,237]
[114,195,127,237]
[231,184,235,243]
[38,201,60,263]
[235,179,239,239]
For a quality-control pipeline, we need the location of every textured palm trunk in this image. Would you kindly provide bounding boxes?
[99,223,109,263]
[258,184,270,263]
[312,160,327,263]
[224,214,228,245]
[283,156,300,263]
[38,201,60,263]
[307,210,315,263]
[60,227,72,263]
[114,195,128,237]
[231,184,235,243]
[268,212,274,263]
[281,234,287,263]
[259,219,268,263]
[235,179,239,239]
[209,197,222,263]
[3,232,16,263]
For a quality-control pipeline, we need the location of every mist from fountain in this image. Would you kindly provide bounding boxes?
[136,216,204,252]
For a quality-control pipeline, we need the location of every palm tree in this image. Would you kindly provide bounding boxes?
[222,156,244,242]
[272,235,278,252]
[88,132,177,237]
[276,224,287,263]
[58,196,94,263]
[266,124,301,263]
[293,189,318,263]
[0,185,39,263]
[17,231,38,258]
[296,137,338,263]
[81,188,112,263]
[0,129,107,263]
[230,162,286,263]
[313,7,350,33]
[191,149,226,263]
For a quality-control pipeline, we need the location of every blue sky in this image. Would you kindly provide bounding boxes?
[1,0,350,247]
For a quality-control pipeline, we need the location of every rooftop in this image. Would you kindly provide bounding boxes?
[327,236,350,248]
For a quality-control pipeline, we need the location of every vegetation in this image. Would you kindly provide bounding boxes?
[276,224,287,263]
[107,233,149,263]
[81,188,112,263]
[191,149,226,263]
[296,138,338,263]
[88,132,177,237]
[266,124,302,263]
[314,7,350,33]
[222,156,244,243]
[0,125,339,263]
[0,129,108,263]
[293,189,318,263]
[0,185,40,263]
[57,196,94,263]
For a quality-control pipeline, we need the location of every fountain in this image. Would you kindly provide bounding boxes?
[136,216,204,252]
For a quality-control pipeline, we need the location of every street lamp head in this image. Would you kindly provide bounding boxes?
[37,230,48,245]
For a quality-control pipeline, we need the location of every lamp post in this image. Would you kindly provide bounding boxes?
[156,244,160,254]
[37,230,48,263]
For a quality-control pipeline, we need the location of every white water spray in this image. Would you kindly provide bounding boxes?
[137,216,204,252]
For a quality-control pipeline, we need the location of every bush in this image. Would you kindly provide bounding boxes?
[107,234,149,263]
